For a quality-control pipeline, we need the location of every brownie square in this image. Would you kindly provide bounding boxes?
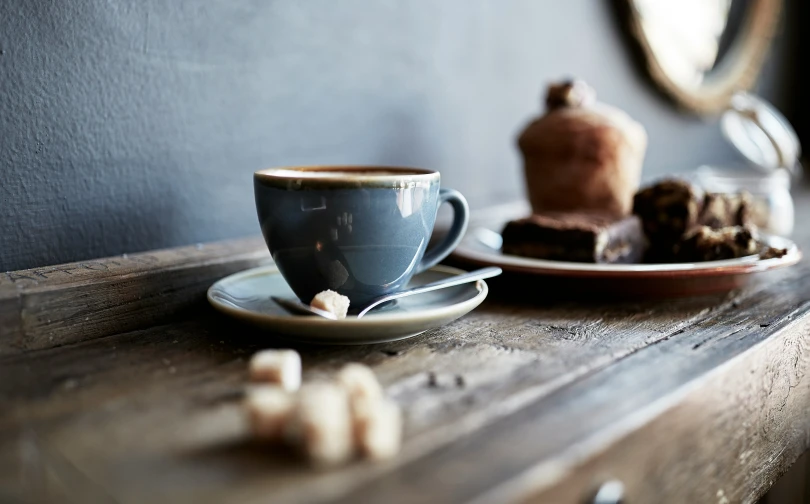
[633,179,756,263]
[501,212,646,263]
[697,192,753,229]
[632,179,703,245]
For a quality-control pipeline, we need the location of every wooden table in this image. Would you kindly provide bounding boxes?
[2,191,809,504]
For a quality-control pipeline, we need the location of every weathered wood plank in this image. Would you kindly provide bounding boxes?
[497,305,810,504]
[760,451,809,504]
[0,237,271,353]
[1,262,808,503]
[336,273,810,504]
[0,195,807,503]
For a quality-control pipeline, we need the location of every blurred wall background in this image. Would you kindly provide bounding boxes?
[0,0,797,271]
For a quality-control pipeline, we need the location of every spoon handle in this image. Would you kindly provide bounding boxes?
[356,266,502,318]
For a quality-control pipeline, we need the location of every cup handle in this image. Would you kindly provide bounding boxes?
[416,188,469,274]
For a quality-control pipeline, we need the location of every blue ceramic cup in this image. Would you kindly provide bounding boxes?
[254,166,469,307]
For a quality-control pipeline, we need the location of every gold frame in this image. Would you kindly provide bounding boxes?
[618,0,783,115]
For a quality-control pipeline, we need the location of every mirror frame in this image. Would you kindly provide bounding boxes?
[618,0,783,115]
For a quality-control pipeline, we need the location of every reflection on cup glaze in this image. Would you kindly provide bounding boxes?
[300,195,327,211]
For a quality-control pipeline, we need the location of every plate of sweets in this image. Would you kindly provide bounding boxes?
[451,80,800,297]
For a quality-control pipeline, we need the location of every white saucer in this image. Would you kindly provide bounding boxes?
[207,265,489,345]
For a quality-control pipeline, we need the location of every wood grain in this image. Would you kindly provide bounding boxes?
[0,195,807,503]
[1,265,808,503]
[759,451,809,504]
[335,269,810,504]
[0,237,271,353]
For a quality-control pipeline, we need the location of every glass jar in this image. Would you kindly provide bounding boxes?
[695,165,794,236]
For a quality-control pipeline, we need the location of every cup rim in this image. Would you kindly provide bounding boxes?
[254,165,440,188]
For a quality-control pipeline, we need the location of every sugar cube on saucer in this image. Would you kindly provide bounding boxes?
[310,290,350,319]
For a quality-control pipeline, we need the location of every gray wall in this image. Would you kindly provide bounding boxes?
[0,0,795,271]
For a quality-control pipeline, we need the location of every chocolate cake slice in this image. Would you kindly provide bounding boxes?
[633,179,756,263]
[675,225,758,262]
[760,245,788,260]
[632,179,703,244]
[697,191,753,229]
[501,212,646,263]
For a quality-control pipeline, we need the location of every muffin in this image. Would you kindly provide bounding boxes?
[518,79,648,217]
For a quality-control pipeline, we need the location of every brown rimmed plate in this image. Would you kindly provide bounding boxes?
[451,224,802,298]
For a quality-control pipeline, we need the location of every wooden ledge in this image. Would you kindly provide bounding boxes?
[0,237,271,353]
[1,196,808,502]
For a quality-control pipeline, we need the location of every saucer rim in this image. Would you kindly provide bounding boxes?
[207,264,488,327]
